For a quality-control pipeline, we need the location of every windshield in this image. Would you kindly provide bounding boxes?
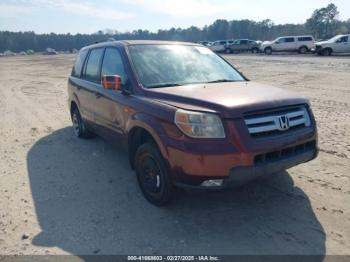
[128,44,245,88]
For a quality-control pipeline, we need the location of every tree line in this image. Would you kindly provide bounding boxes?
[0,3,349,52]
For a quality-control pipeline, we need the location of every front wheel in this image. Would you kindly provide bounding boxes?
[322,48,332,56]
[134,143,173,206]
[264,47,272,55]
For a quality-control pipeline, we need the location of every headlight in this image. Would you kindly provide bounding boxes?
[174,109,225,138]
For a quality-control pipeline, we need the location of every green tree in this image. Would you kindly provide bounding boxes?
[306,3,340,39]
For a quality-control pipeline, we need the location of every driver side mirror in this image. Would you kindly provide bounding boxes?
[101,75,122,90]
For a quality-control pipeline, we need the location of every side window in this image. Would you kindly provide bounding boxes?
[83,48,104,83]
[298,37,312,42]
[276,38,285,43]
[240,40,248,44]
[220,41,226,45]
[340,36,349,43]
[285,38,295,43]
[101,48,127,85]
[72,49,88,77]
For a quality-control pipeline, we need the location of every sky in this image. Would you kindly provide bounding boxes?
[0,0,349,34]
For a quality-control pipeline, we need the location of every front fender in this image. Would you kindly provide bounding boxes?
[126,112,171,160]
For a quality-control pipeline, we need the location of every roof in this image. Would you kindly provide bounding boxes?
[82,40,200,50]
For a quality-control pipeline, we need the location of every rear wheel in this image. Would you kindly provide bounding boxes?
[134,143,173,206]
[298,46,308,54]
[71,108,94,138]
[251,47,259,54]
[264,47,272,55]
[225,48,232,54]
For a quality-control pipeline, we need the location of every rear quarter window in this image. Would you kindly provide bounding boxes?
[71,49,88,77]
[83,48,104,83]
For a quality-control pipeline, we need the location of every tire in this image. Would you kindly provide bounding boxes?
[251,48,259,54]
[225,48,232,54]
[298,46,308,54]
[134,143,173,206]
[322,48,332,56]
[71,107,94,138]
[264,47,272,55]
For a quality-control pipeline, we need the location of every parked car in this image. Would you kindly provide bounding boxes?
[43,48,58,55]
[314,34,350,56]
[68,40,318,205]
[260,36,315,55]
[209,40,235,52]
[225,39,260,53]
[197,41,211,47]
[3,50,16,56]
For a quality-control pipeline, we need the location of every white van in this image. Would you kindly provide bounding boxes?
[314,35,350,56]
[209,40,235,52]
[260,36,315,55]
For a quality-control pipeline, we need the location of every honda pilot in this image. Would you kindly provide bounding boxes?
[68,40,318,205]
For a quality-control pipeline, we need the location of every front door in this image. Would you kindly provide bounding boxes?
[334,36,349,53]
[93,47,129,141]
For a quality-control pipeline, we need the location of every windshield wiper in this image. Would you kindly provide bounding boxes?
[147,83,183,88]
[206,79,237,84]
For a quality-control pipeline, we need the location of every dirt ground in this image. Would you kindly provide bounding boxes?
[0,53,349,256]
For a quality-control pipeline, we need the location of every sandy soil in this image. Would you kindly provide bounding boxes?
[0,53,349,256]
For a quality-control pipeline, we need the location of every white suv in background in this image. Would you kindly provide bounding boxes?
[261,36,315,55]
[314,35,350,56]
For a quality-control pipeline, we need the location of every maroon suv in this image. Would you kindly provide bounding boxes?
[68,40,318,205]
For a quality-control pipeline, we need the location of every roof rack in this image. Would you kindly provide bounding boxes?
[87,37,117,46]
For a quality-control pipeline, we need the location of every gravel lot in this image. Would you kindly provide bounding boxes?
[0,53,349,256]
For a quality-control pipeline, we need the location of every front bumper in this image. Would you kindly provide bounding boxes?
[173,142,318,189]
[224,146,317,187]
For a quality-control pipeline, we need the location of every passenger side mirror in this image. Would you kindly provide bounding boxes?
[101,75,122,90]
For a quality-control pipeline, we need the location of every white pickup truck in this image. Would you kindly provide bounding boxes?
[314,35,350,56]
[260,36,315,55]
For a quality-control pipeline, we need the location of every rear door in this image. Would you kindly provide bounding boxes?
[239,40,249,51]
[93,47,129,140]
[69,49,90,120]
[283,37,296,51]
[80,47,105,128]
[344,36,350,53]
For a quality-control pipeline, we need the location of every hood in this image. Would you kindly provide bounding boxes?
[262,40,273,46]
[316,40,331,45]
[146,82,308,118]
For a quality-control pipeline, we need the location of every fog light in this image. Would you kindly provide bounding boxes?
[200,179,224,187]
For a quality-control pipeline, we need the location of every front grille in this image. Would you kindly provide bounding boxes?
[254,140,316,165]
[244,105,311,137]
